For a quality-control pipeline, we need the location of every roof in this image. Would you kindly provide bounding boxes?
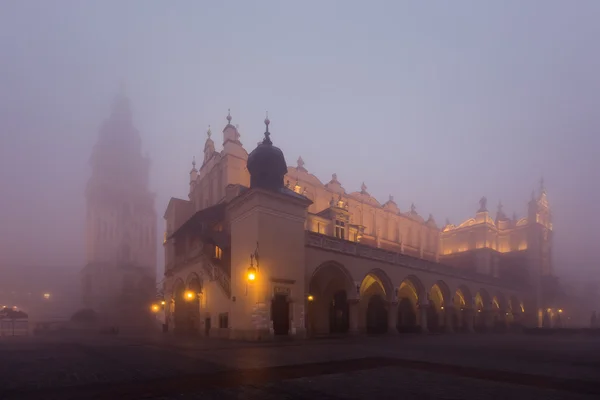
[163,197,192,219]
[168,202,227,241]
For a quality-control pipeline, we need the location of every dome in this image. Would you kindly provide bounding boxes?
[247,118,287,191]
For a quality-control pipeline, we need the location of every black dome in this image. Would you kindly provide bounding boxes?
[247,130,287,191]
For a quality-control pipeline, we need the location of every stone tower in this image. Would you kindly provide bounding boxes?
[82,88,157,323]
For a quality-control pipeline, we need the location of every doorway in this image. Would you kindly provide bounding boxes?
[366,295,388,334]
[329,290,349,334]
[271,294,290,335]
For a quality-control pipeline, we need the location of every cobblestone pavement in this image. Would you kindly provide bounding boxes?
[1,333,599,399]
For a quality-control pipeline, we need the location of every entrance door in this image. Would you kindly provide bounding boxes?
[271,294,290,335]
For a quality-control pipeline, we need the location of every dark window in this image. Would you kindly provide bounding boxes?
[219,313,229,328]
[335,220,345,239]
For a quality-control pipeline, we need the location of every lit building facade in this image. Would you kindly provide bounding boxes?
[162,111,570,340]
[81,90,157,326]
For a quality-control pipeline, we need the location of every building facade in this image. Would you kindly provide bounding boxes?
[81,90,157,326]
[162,112,569,340]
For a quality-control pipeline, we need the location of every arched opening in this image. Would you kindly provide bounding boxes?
[186,275,203,334]
[474,289,491,333]
[508,295,522,330]
[308,261,355,336]
[358,270,393,334]
[492,293,508,332]
[428,282,449,333]
[453,285,472,332]
[329,290,349,333]
[366,294,387,334]
[396,276,424,333]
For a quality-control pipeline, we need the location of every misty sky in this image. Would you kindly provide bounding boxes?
[0,1,598,280]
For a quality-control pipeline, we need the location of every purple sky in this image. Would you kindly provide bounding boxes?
[0,1,598,280]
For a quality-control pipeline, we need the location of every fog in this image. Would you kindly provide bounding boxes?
[1,0,598,294]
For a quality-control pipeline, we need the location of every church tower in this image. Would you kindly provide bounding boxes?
[82,88,157,319]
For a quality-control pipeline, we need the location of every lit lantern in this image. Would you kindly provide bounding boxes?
[184,291,195,301]
[247,265,257,281]
[307,295,314,302]
[151,304,159,312]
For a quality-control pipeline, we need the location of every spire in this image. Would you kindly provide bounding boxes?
[111,82,131,121]
[207,125,212,138]
[191,156,197,171]
[360,182,367,194]
[297,156,306,171]
[410,203,417,214]
[263,111,272,145]
[539,176,546,196]
[226,109,232,125]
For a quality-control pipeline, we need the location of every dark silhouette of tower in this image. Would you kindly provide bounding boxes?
[81,88,157,325]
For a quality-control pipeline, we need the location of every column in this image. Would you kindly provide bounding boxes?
[444,306,454,333]
[418,303,428,333]
[464,308,474,333]
[387,302,398,335]
[348,299,359,335]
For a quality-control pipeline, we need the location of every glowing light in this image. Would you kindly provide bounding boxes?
[440,306,444,310]
[43,293,50,299]
[558,309,563,313]
[160,300,166,306]
[151,304,159,312]
[307,295,314,302]
[547,308,552,313]
[185,291,195,301]
[247,265,257,281]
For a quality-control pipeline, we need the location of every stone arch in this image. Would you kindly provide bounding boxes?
[309,261,355,297]
[454,285,473,309]
[507,294,523,329]
[185,272,203,287]
[398,275,426,304]
[453,285,473,332]
[396,275,426,332]
[358,269,393,334]
[308,261,356,336]
[474,288,492,332]
[359,268,394,302]
[427,280,451,332]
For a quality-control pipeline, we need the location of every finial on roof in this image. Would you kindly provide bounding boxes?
[263,111,272,145]
[410,203,416,214]
[332,173,338,182]
[478,196,488,212]
[361,182,367,193]
[192,156,197,170]
[207,125,212,138]
[540,176,546,194]
[226,109,232,124]
[297,156,305,169]
[389,194,394,203]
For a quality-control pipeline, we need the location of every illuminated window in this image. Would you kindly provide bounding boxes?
[215,245,223,259]
[335,220,345,239]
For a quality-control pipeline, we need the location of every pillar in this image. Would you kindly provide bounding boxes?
[418,303,428,333]
[444,306,454,333]
[464,308,474,332]
[387,302,398,335]
[348,299,359,335]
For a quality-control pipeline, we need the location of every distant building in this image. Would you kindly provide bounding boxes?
[81,88,157,327]
[160,111,577,340]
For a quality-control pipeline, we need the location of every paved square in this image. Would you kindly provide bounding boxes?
[1,333,599,399]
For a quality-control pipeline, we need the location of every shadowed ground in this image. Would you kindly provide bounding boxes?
[1,333,599,399]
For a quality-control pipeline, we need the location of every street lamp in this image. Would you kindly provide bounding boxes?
[151,304,160,313]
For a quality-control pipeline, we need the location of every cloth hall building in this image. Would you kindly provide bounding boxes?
[162,112,564,340]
